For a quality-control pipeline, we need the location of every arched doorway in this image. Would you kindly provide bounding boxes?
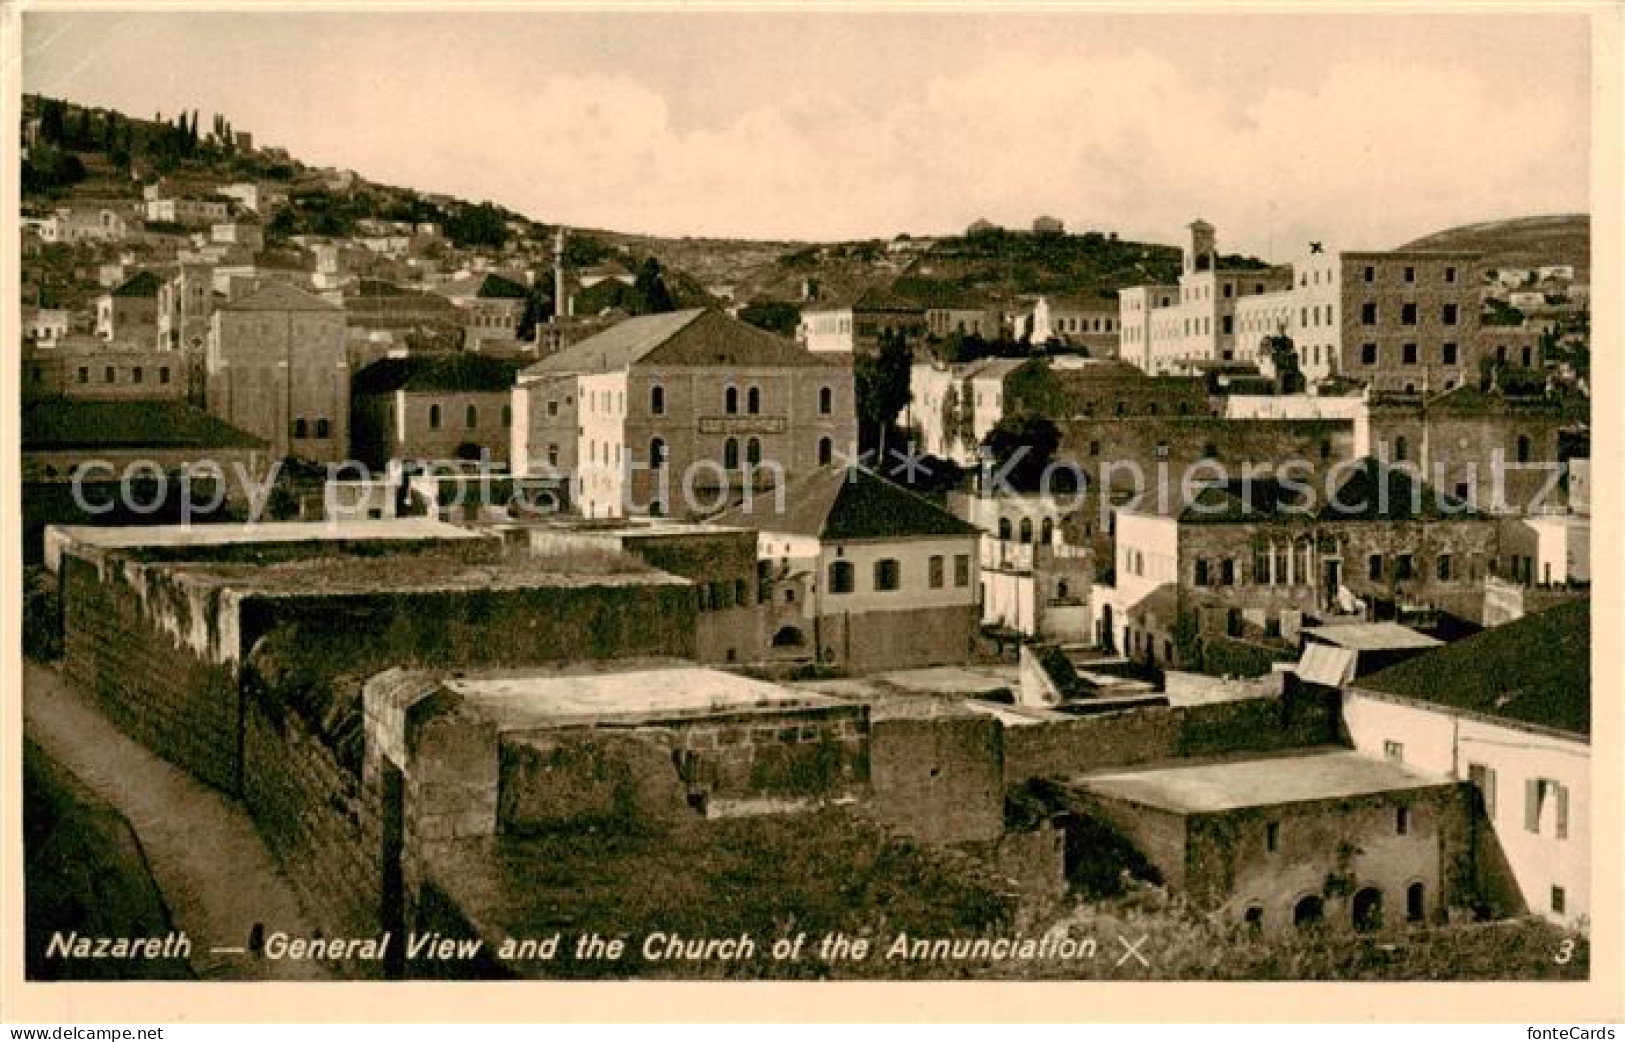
[1293,895,1324,930]
[772,625,807,649]
[1352,887,1384,932]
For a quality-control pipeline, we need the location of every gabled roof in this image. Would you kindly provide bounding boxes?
[219,281,339,312]
[353,354,522,395]
[713,466,979,542]
[1355,599,1589,738]
[520,309,846,377]
[24,400,267,450]
[110,271,162,298]
[440,272,530,300]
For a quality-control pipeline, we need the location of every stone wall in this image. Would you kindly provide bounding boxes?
[60,553,243,791]
[819,602,980,673]
[1002,689,1341,786]
[870,715,1005,844]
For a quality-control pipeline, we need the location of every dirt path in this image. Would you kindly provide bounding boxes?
[23,661,332,981]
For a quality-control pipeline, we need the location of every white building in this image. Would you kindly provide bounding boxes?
[904,357,1026,464]
[1342,600,1590,928]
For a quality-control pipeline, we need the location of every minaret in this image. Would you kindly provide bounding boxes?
[553,227,568,320]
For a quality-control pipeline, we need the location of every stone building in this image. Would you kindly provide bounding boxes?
[1122,220,1485,390]
[207,282,350,462]
[716,465,981,672]
[435,272,530,352]
[949,490,1093,641]
[905,357,1026,464]
[798,286,928,355]
[1067,749,1472,934]
[350,354,521,469]
[513,309,855,520]
[23,340,189,404]
[1100,459,1500,665]
[1343,599,1590,926]
[1025,294,1120,356]
[95,270,162,346]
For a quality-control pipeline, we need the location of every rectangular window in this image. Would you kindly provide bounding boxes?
[954,554,970,587]
[873,559,902,592]
[1552,886,1566,915]
[1222,315,1233,335]
[1369,553,1384,581]
[1265,822,1280,853]
[1384,740,1404,763]
[1442,342,1458,365]
[1362,343,1377,365]
[1437,554,1452,581]
[929,555,945,589]
[132,367,143,384]
[104,366,115,383]
[1404,265,1416,283]
[159,367,171,384]
[1445,266,1457,284]
[1220,558,1235,586]
[1401,303,1418,325]
[1396,806,1410,835]
[78,367,89,384]
[1443,303,1459,325]
[1363,266,1375,283]
[1395,554,1414,580]
[1468,763,1497,819]
[1194,558,1210,586]
[1403,343,1418,365]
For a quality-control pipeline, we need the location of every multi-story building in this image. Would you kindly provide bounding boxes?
[1025,294,1121,356]
[1124,221,1483,390]
[513,308,856,519]
[717,465,982,672]
[949,490,1094,640]
[157,261,218,353]
[350,354,521,470]
[436,272,530,352]
[1343,599,1590,927]
[146,196,232,225]
[218,181,289,215]
[1099,459,1500,664]
[798,287,927,355]
[906,357,1026,464]
[24,340,188,404]
[94,270,162,346]
[206,282,350,462]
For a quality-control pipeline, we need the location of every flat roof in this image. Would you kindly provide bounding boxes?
[444,663,847,728]
[1301,622,1442,652]
[1075,749,1448,814]
[43,518,480,571]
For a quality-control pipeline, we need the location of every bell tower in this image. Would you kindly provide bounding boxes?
[1185,218,1216,274]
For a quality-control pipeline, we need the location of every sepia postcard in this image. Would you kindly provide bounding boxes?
[0,0,1619,1025]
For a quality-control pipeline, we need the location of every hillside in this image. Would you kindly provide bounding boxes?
[1400,214,1589,278]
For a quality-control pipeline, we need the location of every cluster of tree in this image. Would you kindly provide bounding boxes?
[20,146,86,196]
[1483,298,1527,327]
[978,413,1064,493]
[854,328,913,455]
[737,299,801,336]
[930,330,1034,366]
[443,201,510,250]
[1259,333,1305,394]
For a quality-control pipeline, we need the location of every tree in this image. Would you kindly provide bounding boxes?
[738,299,801,336]
[444,201,508,249]
[1261,332,1304,394]
[980,413,1061,492]
[516,282,558,341]
[939,383,961,457]
[630,257,676,315]
[854,328,913,455]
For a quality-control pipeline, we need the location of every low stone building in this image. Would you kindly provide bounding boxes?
[1064,748,1472,935]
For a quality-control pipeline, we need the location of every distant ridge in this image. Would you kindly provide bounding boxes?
[1399,214,1589,276]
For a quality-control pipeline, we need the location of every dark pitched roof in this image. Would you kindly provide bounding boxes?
[220,282,339,312]
[110,271,162,298]
[353,354,521,395]
[1175,458,1481,523]
[521,309,846,377]
[1356,599,1589,738]
[713,466,979,541]
[23,400,268,450]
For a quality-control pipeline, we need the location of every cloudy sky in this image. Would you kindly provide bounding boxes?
[22,8,1591,257]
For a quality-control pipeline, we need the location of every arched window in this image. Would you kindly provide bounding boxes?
[1352,888,1384,933]
[724,438,739,469]
[1394,436,1408,462]
[1040,518,1054,544]
[998,518,1012,541]
[428,404,441,429]
[873,558,902,591]
[650,385,665,415]
[1517,434,1531,463]
[292,418,308,439]
[828,560,854,594]
[466,404,478,429]
[746,387,761,415]
[1293,895,1325,930]
[818,437,833,466]
[746,437,762,465]
[1406,882,1426,924]
[819,387,833,414]
[1018,518,1034,544]
[649,438,667,470]
[725,387,739,415]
